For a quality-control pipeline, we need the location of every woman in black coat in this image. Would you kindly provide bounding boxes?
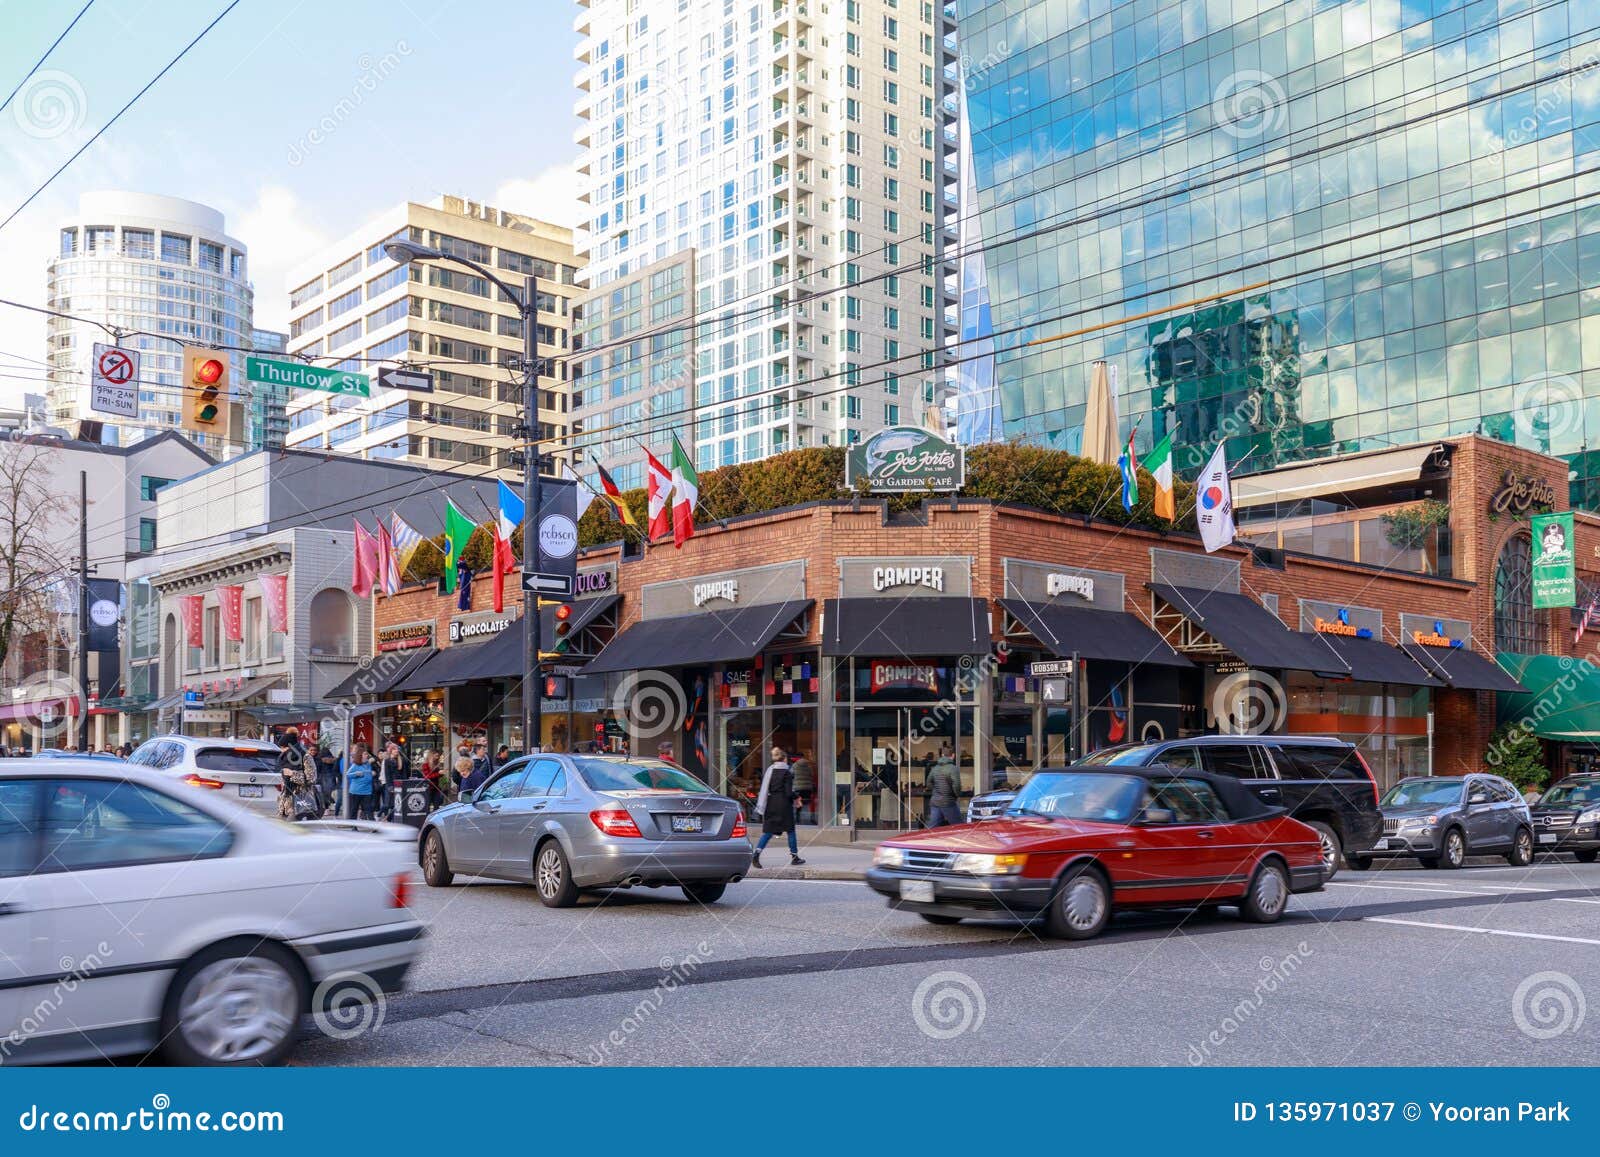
[751,745,806,868]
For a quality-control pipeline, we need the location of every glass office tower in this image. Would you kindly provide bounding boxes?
[955,0,1600,496]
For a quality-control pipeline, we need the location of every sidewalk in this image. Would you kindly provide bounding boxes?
[744,835,874,881]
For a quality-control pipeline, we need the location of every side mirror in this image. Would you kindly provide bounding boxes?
[1467,791,1489,807]
[1137,806,1175,825]
[458,789,476,806]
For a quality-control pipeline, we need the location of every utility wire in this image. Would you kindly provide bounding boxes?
[0,0,95,114]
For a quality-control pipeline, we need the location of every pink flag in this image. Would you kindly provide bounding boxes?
[260,572,289,634]
[376,521,401,597]
[352,520,380,598]
[179,594,205,645]
[217,584,244,642]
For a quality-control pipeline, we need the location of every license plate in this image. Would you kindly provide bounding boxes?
[670,815,703,833]
[1383,838,1405,849]
[1538,833,1558,845]
[900,879,935,903]
[238,785,264,799]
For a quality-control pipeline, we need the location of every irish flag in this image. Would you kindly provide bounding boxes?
[1141,429,1176,521]
[670,433,698,548]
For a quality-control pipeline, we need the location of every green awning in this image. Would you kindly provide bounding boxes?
[1496,654,1600,740]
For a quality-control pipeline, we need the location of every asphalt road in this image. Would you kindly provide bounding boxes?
[296,857,1600,1066]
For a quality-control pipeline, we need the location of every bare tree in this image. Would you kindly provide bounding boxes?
[0,438,75,675]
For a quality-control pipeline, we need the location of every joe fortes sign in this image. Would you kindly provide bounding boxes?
[846,426,964,493]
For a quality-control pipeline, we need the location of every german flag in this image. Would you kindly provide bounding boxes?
[594,462,639,528]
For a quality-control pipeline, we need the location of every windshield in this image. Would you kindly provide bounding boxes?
[1540,780,1600,807]
[575,758,714,794]
[195,749,279,775]
[1005,772,1143,823]
[1078,745,1159,766]
[1382,779,1464,807]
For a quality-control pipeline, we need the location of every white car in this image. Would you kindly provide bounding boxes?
[0,759,423,1066]
[126,735,287,818]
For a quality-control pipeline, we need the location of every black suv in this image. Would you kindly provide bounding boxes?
[1528,774,1600,862]
[968,735,1382,879]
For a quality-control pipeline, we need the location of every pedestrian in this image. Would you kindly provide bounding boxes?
[471,740,491,780]
[345,743,378,820]
[314,744,342,816]
[656,740,678,765]
[377,741,408,819]
[1523,784,1544,805]
[418,749,449,808]
[790,748,816,825]
[277,733,318,821]
[924,743,964,827]
[457,754,490,795]
[751,745,805,869]
[496,743,511,766]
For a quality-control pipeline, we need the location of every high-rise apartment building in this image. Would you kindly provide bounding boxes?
[955,0,1600,499]
[571,0,961,488]
[249,327,290,449]
[46,192,255,457]
[282,196,580,477]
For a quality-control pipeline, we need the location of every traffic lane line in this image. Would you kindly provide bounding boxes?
[1363,916,1600,946]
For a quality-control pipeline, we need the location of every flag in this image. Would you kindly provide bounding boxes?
[1576,590,1600,644]
[490,521,517,614]
[216,585,244,642]
[1142,429,1176,521]
[1195,443,1236,553]
[645,448,674,542]
[179,594,205,644]
[497,479,525,547]
[351,520,379,598]
[260,572,288,633]
[455,560,474,611]
[376,521,401,597]
[443,499,477,595]
[595,462,638,528]
[1117,430,1139,513]
[670,433,699,548]
[390,512,425,577]
[561,457,598,518]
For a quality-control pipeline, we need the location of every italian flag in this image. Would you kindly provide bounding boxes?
[670,433,698,548]
[1142,429,1176,522]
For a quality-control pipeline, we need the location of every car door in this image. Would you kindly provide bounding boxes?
[493,758,564,878]
[1121,777,1236,902]
[1490,778,1524,845]
[1462,777,1502,848]
[1200,744,1283,810]
[0,778,44,1054]
[450,761,531,875]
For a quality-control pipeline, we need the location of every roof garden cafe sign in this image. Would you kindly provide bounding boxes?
[845,426,964,493]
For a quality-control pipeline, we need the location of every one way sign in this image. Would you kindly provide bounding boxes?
[521,571,572,596]
[378,365,433,392]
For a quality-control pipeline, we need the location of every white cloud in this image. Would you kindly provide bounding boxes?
[493,164,584,230]
[226,186,332,333]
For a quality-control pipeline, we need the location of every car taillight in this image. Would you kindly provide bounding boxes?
[590,808,643,838]
[390,872,411,909]
[731,811,747,838]
[181,773,225,790]
[1353,751,1380,805]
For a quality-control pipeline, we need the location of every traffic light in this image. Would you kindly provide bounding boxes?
[181,347,231,440]
[551,601,574,653]
[542,674,569,699]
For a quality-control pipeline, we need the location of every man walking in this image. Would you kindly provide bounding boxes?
[924,743,964,827]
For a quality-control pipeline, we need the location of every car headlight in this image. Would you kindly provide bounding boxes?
[1577,808,1600,825]
[873,845,905,868]
[1397,816,1438,831]
[952,852,1028,876]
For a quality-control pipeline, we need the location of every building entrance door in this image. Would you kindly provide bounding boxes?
[840,705,964,830]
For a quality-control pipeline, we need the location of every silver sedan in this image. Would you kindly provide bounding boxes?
[418,754,753,906]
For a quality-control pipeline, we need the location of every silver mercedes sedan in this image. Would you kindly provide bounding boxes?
[418,754,753,906]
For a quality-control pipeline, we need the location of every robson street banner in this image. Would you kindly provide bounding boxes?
[1531,511,1576,609]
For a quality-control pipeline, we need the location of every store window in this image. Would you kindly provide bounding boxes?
[1495,533,1540,654]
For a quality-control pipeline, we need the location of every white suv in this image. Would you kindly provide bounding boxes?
[127,735,284,817]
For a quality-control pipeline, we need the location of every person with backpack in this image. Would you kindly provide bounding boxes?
[751,745,806,869]
[924,743,964,827]
[276,732,318,821]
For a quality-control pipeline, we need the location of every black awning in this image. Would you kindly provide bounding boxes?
[1000,599,1193,668]
[585,600,813,674]
[821,597,989,657]
[1149,583,1351,675]
[429,628,524,687]
[1402,643,1526,693]
[327,647,437,700]
[1303,633,1442,687]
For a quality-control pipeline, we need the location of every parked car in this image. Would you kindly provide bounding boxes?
[0,758,422,1066]
[1528,774,1600,863]
[419,754,752,906]
[967,736,1381,880]
[126,735,283,818]
[1365,774,1533,869]
[866,765,1324,938]
[29,750,124,761]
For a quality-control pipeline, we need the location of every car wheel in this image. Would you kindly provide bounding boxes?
[1305,821,1343,881]
[1044,863,1111,941]
[681,881,726,904]
[1576,849,1598,864]
[1239,860,1290,924]
[421,829,454,888]
[1346,854,1372,871]
[1507,827,1534,867]
[919,913,962,925]
[1439,827,1466,870]
[534,840,580,908]
[160,940,304,1067]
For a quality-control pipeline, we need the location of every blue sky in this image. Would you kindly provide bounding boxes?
[0,0,582,403]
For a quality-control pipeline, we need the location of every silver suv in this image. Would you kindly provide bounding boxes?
[126,735,283,817]
[1365,774,1533,870]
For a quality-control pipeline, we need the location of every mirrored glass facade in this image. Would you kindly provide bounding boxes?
[955,0,1600,497]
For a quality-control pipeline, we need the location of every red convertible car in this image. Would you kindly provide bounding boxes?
[866,765,1325,939]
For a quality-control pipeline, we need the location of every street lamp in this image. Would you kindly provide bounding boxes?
[385,239,545,755]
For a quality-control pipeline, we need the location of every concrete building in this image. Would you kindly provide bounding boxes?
[282,196,580,478]
[569,0,961,488]
[46,192,256,457]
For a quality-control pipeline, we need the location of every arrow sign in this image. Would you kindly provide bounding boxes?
[378,366,433,393]
[521,571,573,596]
